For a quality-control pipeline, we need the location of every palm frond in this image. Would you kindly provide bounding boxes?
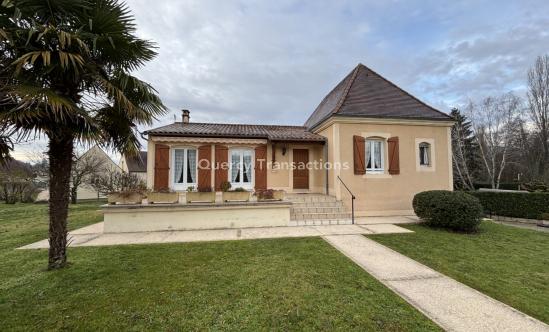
[94,105,141,156]
[96,72,167,125]
[1,0,166,156]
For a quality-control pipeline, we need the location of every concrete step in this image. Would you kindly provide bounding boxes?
[291,206,347,214]
[291,212,352,220]
[290,201,343,208]
[286,194,337,203]
[289,219,353,226]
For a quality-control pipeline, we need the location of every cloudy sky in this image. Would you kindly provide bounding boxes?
[13,0,549,160]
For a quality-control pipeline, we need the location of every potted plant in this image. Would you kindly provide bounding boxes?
[147,188,179,204]
[254,189,285,201]
[107,189,145,205]
[186,186,216,203]
[222,182,250,202]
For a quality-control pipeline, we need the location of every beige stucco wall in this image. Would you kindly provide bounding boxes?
[316,118,453,216]
[119,157,128,172]
[317,125,335,196]
[146,137,325,194]
[103,203,291,232]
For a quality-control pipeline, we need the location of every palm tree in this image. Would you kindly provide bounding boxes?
[0,0,167,269]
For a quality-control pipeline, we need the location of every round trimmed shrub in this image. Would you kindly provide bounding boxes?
[413,190,483,232]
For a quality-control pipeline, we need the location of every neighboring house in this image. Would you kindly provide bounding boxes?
[36,145,121,201]
[143,64,454,216]
[119,151,147,183]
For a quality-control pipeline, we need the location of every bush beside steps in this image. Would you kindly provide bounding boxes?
[413,190,483,232]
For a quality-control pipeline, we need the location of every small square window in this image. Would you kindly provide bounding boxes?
[419,142,431,166]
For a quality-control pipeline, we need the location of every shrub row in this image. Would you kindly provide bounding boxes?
[413,190,483,232]
[469,191,549,220]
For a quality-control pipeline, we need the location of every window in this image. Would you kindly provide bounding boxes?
[172,148,197,188]
[419,142,431,166]
[230,149,253,188]
[365,139,384,173]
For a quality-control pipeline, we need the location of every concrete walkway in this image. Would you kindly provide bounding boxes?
[18,222,412,249]
[324,234,549,332]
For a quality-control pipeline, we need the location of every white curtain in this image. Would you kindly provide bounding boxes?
[174,149,185,183]
[243,152,252,183]
[366,141,371,168]
[231,151,240,182]
[374,141,382,169]
[187,149,196,183]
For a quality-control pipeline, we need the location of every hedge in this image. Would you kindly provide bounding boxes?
[413,190,483,232]
[469,191,549,220]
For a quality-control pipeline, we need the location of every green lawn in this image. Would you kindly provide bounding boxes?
[0,203,439,331]
[371,222,549,324]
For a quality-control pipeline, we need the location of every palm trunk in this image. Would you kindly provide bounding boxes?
[48,134,74,269]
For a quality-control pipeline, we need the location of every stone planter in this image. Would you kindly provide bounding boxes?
[257,190,285,201]
[222,191,250,202]
[147,192,179,204]
[108,192,144,205]
[186,191,216,203]
[272,190,285,201]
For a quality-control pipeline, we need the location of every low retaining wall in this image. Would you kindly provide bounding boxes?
[102,201,292,233]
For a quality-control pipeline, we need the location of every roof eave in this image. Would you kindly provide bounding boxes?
[146,132,326,143]
[307,113,455,131]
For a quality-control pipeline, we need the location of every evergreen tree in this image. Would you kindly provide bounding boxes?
[451,108,480,190]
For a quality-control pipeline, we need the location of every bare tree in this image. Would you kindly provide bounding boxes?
[468,93,521,188]
[70,150,108,204]
[527,55,549,178]
[91,168,145,195]
[508,119,543,182]
[0,159,39,203]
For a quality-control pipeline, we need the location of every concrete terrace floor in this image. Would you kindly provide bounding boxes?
[18,222,413,249]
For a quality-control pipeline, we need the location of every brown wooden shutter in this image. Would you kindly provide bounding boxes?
[197,145,212,191]
[388,137,400,175]
[154,144,170,190]
[353,135,366,175]
[255,145,267,190]
[214,145,228,191]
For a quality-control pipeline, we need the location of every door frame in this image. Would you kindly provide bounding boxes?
[290,147,312,192]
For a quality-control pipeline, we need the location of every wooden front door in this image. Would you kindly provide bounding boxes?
[293,149,309,189]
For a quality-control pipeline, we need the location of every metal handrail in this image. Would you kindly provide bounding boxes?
[337,176,355,224]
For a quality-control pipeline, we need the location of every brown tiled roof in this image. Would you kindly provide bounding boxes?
[144,122,326,142]
[125,151,147,172]
[304,63,453,129]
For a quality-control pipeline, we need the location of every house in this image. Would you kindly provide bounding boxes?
[37,145,121,201]
[143,63,454,217]
[119,151,147,182]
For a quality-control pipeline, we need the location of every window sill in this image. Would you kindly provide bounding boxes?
[417,165,435,172]
[362,172,392,179]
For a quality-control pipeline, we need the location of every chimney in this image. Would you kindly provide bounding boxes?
[182,109,190,124]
